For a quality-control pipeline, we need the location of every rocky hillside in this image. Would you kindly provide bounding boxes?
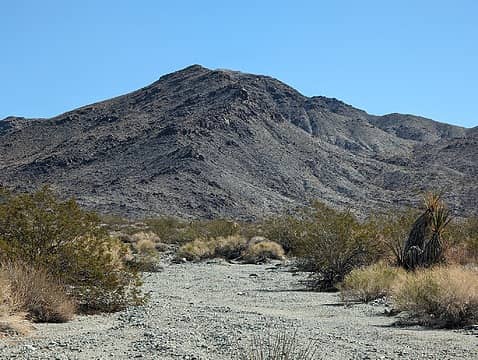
[0,65,476,219]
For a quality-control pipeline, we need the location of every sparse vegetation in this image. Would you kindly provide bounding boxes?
[177,235,248,261]
[177,235,285,264]
[144,217,240,245]
[402,193,451,270]
[290,202,383,291]
[242,240,285,264]
[2,261,76,323]
[340,262,405,303]
[392,266,478,327]
[238,329,319,360]
[0,187,144,313]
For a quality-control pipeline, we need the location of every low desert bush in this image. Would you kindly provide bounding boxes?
[392,266,478,327]
[237,329,319,360]
[260,215,305,254]
[340,262,405,302]
[296,202,383,290]
[373,209,420,266]
[2,262,75,323]
[445,217,478,265]
[144,217,240,245]
[126,233,162,272]
[134,236,157,255]
[177,239,215,261]
[242,241,285,264]
[177,235,247,261]
[0,187,144,313]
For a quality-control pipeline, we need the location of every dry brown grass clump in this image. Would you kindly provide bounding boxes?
[242,241,285,264]
[340,262,405,303]
[177,236,285,263]
[2,262,76,323]
[0,268,31,336]
[238,329,319,360]
[392,265,478,327]
[132,232,161,253]
[177,235,247,261]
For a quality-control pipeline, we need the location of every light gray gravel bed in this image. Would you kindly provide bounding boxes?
[1,261,476,359]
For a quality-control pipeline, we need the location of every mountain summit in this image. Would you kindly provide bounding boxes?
[0,65,476,218]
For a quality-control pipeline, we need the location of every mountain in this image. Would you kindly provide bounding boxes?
[0,65,476,219]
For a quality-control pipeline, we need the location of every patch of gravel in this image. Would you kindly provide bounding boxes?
[1,261,476,359]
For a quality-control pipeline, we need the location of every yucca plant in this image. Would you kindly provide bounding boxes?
[402,192,451,270]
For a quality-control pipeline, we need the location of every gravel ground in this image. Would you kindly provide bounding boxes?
[0,261,477,359]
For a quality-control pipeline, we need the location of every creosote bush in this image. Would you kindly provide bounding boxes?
[391,266,478,327]
[0,187,144,313]
[340,262,405,303]
[290,202,383,291]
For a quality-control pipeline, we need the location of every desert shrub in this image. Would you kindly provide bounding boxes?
[237,329,319,360]
[143,217,190,243]
[340,262,405,302]
[296,202,382,290]
[195,219,241,239]
[374,209,420,266]
[242,241,285,264]
[177,239,215,261]
[445,217,478,265]
[0,187,144,313]
[177,235,247,261]
[260,215,305,254]
[0,271,13,317]
[125,232,162,272]
[213,235,248,259]
[392,266,478,327]
[145,217,241,244]
[133,235,158,255]
[2,261,75,323]
[132,231,160,245]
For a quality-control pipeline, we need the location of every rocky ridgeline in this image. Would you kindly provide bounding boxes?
[0,65,476,219]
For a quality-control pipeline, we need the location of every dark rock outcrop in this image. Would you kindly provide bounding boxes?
[0,65,476,219]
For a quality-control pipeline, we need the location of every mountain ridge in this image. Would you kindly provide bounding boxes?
[0,65,476,219]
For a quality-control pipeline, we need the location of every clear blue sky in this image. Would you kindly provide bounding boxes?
[1,0,477,127]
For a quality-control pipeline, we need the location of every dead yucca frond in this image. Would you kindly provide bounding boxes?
[422,192,444,213]
[238,329,319,360]
[431,206,452,235]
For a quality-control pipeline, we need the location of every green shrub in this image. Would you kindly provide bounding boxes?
[373,209,420,266]
[0,187,144,312]
[259,215,304,254]
[295,202,383,290]
[340,262,405,302]
[392,266,478,327]
[145,217,241,245]
[144,217,190,244]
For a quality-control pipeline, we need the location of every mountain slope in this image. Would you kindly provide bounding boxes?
[0,65,475,218]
